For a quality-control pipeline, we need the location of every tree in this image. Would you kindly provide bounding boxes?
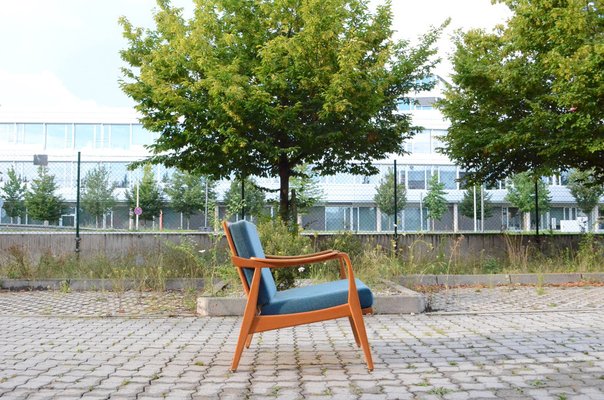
[223,177,266,220]
[505,172,551,230]
[459,187,494,221]
[373,168,406,219]
[165,169,216,229]
[438,0,604,185]
[567,169,604,230]
[119,0,445,221]
[24,167,65,224]
[81,165,117,228]
[289,164,324,215]
[1,166,26,223]
[424,174,447,231]
[127,164,164,224]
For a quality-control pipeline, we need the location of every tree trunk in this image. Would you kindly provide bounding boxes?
[278,156,290,222]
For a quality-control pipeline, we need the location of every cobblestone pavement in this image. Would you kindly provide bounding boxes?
[429,285,604,313]
[0,288,603,399]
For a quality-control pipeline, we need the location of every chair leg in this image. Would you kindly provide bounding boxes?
[230,308,256,371]
[348,316,361,347]
[245,333,254,348]
[349,305,374,371]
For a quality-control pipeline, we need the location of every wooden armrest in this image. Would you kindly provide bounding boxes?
[231,251,341,269]
[265,250,337,259]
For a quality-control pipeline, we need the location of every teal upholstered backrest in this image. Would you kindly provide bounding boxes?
[228,220,277,306]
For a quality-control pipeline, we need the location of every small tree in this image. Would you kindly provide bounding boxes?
[81,165,117,228]
[374,168,406,225]
[567,169,604,231]
[224,177,266,220]
[424,174,448,231]
[1,166,26,223]
[505,172,551,230]
[165,169,216,229]
[127,164,164,224]
[289,164,324,221]
[24,167,65,224]
[459,186,494,221]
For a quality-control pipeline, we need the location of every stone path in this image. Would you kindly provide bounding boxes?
[0,287,603,399]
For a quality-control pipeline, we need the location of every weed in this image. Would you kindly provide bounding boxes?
[448,361,458,366]
[59,280,71,294]
[194,361,205,367]
[428,387,452,396]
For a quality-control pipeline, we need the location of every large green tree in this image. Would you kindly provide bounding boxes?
[567,169,604,229]
[1,166,26,223]
[165,169,216,229]
[81,165,117,228]
[439,0,604,185]
[24,167,65,224]
[424,174,448,231]
[127,164,164,224]
[373,168,406,218]
[119,0,445,220]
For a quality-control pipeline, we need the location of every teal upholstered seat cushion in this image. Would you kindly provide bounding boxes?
[228,221,277,306]
[261,278,373,315]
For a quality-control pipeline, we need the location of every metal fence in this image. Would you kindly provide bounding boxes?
[0,157,602,233]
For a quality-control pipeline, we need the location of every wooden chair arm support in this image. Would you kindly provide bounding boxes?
[231,251,341,269]
[265,250,336,259]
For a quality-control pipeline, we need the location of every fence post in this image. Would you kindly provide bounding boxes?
[75,151,81,255]
[393,160,398,252]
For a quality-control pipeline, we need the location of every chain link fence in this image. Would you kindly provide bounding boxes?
[0,157,602,233]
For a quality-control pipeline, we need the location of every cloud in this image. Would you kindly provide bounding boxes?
[0,69,133,115]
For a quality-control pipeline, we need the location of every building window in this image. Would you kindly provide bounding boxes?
[108,124,130,150]
[438,166,457,190]
[75,124,99,149]
[407,166,426,189]
[0,123,15,144]
[22,124,44,146]
[325,207,348,231]
[46,124,72,150]
[132,125,155,146]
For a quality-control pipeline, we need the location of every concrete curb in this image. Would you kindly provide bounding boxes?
[0,278,206,291]
[398,272,604,288]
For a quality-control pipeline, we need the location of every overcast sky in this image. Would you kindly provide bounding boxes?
[0,0,510,113]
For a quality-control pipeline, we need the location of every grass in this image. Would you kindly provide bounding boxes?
[1,222,603,293]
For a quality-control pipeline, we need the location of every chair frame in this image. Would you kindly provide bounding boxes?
[223,221,374,372]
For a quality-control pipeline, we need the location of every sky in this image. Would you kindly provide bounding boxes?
[0,0,510,113]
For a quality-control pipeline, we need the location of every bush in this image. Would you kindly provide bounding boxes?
[256,218,313,289]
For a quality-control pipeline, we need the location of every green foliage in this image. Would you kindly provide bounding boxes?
[119,0,446,219]
[127,164,164,223]
[24,167,65,224]
[81,164,117,228]
[256,218,313,289]
[424,174,448,229]
[165,169,216,228]
[438,0,604,184]
[459,186,494,220]
[223,177,266,220]
[373,168,406,217]
[505,172,551,213]
[0,166,26,221]
[567,169,604,216]
[289,164,324,215]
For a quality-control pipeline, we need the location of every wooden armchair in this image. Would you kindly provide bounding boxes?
[223,220,374,371]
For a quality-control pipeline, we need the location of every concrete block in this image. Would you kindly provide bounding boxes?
[436,274,510,286]
[197,297,246,316]
[398,275,438,288]
[373,293,425,314]
[581,273,604,283]
[509,274,539,285]
[540,273,582,284]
